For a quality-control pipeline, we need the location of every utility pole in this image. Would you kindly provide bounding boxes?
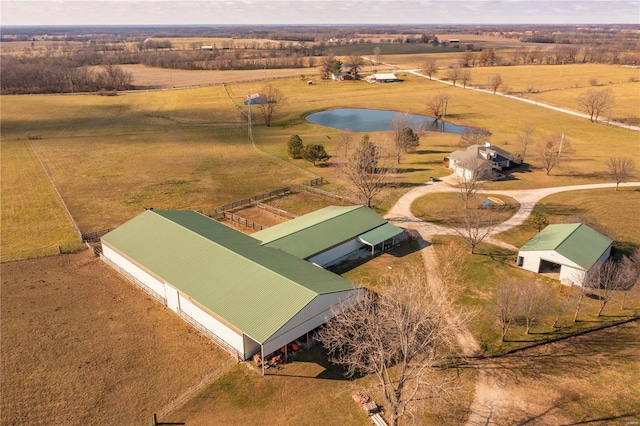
[247,91,253,141]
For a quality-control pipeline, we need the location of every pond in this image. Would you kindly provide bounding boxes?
[306,108,472,135]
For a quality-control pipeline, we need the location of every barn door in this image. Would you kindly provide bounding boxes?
[165,283,180,313]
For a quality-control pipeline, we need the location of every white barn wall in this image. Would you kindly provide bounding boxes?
[102,245,166,299]
[308,239,363,267]
[243,335,261,360]
[559,265,586,286]
[178,294,245,357]
[261,289,362,356]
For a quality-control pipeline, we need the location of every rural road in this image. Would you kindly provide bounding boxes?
[402,68,640,132]
[384,178,640,425]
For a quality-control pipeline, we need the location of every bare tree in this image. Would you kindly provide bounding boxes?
[515,125,535,163]
[446,66,463,87]
[453,207,499,254]
[373,46,383,64]
[344,52,364,77]
[317,270,467,426]
[434,240,470,291]
[492,281,521,341]
[459,127,490,147]
[257,85,285,126]
[390,113,420,164]
[338,134,395,208]
[577,88,615,123]
[426,90,451,119]
[461,69,472,88]
[455,158,491,209]
[319,54,338,79]
[586,258,629,316]
[573,284,587,322]
[488,74,503,94]
[519,281,554,334]
[620,249,640,309]
[606,156,636,190]
[421,58,438,80]
[537,133,573,175]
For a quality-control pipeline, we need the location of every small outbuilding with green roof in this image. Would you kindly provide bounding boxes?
[516,223,613,286]
[100,209,362,362]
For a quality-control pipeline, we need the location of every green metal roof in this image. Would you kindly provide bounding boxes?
[253,205,388,259]
[101,210,358,344]
[358,223,405,246]
[519,223,613,270]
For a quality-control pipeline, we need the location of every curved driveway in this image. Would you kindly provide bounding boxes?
[384,179,639,425]
[386,179,640,246]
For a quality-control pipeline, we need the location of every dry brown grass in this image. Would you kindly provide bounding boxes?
[480,320,640,425]
[1,251,230,426]
[121,64,320,89]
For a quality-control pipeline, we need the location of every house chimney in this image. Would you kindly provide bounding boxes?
[485,142,491,147]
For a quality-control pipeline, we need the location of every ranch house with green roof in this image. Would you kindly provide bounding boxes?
[100,209,364,363]
[516,223,613,286]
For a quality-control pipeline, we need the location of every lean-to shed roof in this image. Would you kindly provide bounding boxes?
[519,223,613,270]
[101,210,358,344]
[252,205,389,259]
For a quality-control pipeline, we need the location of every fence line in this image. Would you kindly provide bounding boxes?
[156,358,236,418]
[223,212,264,230]
[26,137,83,240]
[213,187,291,216]
[256,202,297,219]
[81,228,114,243]
[298,184,359,205]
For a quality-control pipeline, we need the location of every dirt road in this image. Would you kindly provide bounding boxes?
[385,179,640,425]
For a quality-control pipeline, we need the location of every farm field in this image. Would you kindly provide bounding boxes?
[0,251,230,426]
[2,53,639,426]
[2,64,639,260]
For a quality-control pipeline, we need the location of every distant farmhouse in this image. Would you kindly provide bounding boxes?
[517,223,613,286]
[445,142,518,180]
[101,206,404,362]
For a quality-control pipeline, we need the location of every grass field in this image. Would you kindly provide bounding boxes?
[2,59,639,425]
[497,187,640,251]
[1,251,230,425]
[2,64,638,259]
[411,192,520,226]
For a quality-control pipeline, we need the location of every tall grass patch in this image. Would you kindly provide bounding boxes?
[0,140,80,261]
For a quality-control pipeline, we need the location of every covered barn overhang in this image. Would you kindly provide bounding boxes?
[358,223,405,255]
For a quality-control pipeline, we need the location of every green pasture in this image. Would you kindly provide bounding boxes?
[2,64,639,259]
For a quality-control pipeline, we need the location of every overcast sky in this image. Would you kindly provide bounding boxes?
[2,0,639,26]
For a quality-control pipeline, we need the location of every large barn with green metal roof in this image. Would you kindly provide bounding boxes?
[516,223,613,286]
[100,209,365,362]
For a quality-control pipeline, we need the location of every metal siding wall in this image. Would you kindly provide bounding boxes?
[102,245,166,298]
[178,295,244,355]
[308,239,363,267]
[559,265,586,286]
[262,290,363,356]
[243,334,261,360]
[165,284,180,313]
